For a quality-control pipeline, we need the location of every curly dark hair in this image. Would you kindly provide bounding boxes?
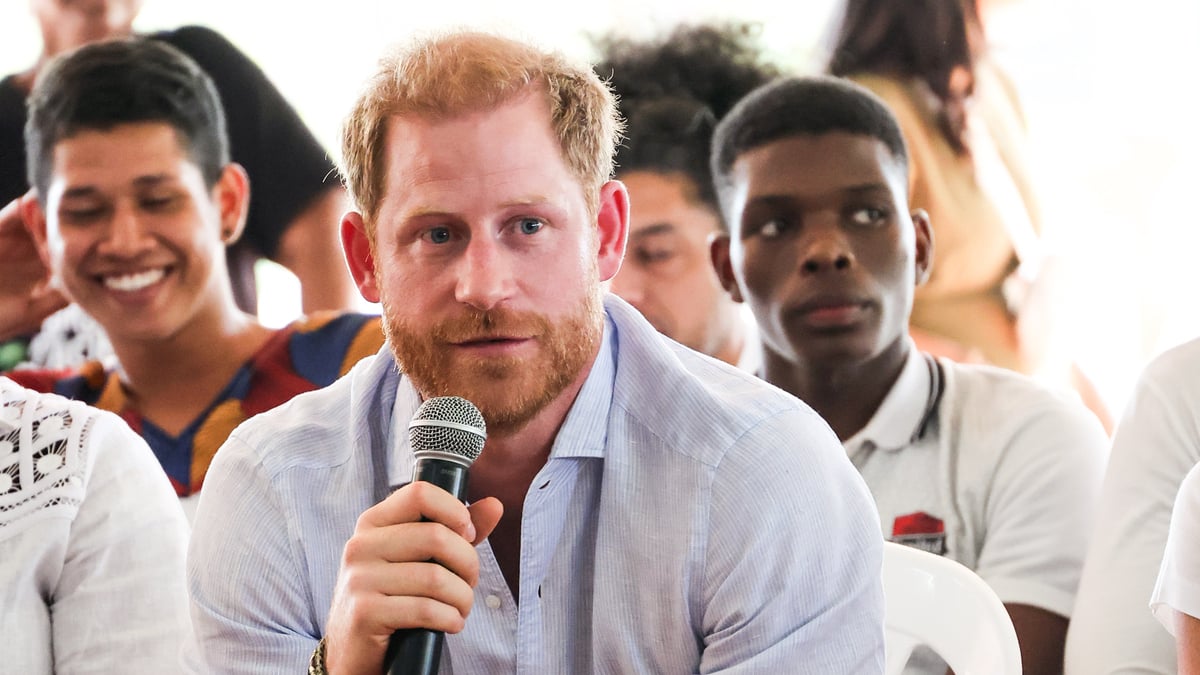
[592,23,782,212]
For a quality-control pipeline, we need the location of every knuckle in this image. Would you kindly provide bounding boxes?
[410,597,445,628]
[408,480,435,503]
[445,612,468,634]
[460,555,480,586]
[353,509,374,533]
[411,562,445,593]
[341,534,369,563]
[426,522,454,548]
[337,564,371,598]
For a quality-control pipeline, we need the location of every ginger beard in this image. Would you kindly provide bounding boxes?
[382,272,604,436]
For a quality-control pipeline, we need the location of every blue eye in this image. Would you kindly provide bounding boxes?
[518,218,543,235]
[428,226,452,244]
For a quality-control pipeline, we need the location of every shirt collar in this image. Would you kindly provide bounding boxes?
[386,306,617,488]
[844,344,931,454]
[387,363,424,490]
[547,309,614,461]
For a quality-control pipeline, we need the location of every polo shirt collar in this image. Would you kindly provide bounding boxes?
[844,343,931,455]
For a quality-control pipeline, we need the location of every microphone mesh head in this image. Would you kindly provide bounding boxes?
[408,396,486,463]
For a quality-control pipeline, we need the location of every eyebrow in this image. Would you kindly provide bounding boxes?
[500,195,553,208]
[842,182,891,195]
[404,195,558,220]
[59,186,101,201]
[630,223,677,238]
[59,174,175,201]
[132,174,174,188]
[747,182,892,206]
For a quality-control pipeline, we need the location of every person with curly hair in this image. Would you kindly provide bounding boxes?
[595,23,781,370]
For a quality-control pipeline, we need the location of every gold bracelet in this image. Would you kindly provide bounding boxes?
[308,637,328,675]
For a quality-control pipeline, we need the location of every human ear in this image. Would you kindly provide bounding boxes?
[214,163,250,244]
[911,209,934,286]
[710,233,744,303]
[341,211,380,303]
[17,191,52,270]
[595,180,630,282]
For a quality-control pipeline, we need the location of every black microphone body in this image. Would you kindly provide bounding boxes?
[385,458,470,674]
[385,397,486,675]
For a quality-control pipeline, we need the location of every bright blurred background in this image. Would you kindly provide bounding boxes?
[2,0,1196,417]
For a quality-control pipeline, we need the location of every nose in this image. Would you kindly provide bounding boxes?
[799,222,855,275]
[454,235,517,311]
[98,202,153,258]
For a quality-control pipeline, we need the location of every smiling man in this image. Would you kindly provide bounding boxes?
[1,0,359,372]
[710,75,1108,675]
[5,38,382,520]
[184,31,885,675]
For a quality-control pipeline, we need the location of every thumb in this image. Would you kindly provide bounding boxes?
[467,497,503,546]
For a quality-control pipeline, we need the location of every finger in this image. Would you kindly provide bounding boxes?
[342,558,476,621]
[324,568,470,673]
[468,497,503,546]
[345,521,482,586]
[351,589,471,636]
[27,288,69,319]
[382,595,471,634]
[0,290,68,342]
[358,480,474,537]
[0,198,19,231]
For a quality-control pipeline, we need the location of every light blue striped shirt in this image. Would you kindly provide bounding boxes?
[185,295,884,673]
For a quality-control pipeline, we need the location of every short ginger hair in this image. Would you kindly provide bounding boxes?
[341,30,623,234]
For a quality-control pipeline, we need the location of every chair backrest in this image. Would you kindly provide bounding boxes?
[881,541,1022,675]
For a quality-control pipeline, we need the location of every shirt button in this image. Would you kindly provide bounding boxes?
[485,594,502,609]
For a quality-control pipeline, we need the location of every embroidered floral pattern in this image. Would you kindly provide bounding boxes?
[0,381,88,535]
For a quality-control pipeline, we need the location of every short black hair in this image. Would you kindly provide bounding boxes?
[26,37,229,200]
[711,75,908,225]
[593,22,781,213]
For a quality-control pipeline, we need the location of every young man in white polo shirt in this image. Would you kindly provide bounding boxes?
[709,75,1108,675]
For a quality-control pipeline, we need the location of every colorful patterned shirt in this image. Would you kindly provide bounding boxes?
[7,312,383,496]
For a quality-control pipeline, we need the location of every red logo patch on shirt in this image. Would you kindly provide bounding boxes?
[891,511,947,555]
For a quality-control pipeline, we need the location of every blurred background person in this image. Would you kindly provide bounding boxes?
[1067,335,1200,674]
[0,0,356,370]
[4,37,382,521]
[1151,448,1200,674]
[594,22,781,370]
[1,375,191,673]
[824,0,1112,431]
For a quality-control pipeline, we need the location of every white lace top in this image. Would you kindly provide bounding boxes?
[0,376,191,674]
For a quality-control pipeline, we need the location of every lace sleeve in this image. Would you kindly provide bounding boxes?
[0,379,90,537]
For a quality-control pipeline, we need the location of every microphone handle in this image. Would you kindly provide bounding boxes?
[385,632,441,675]
[385,459,471,675]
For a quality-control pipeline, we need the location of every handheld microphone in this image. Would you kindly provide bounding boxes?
[386,396,487,675]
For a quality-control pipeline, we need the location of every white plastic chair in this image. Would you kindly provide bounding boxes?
[881,541,1023,675]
